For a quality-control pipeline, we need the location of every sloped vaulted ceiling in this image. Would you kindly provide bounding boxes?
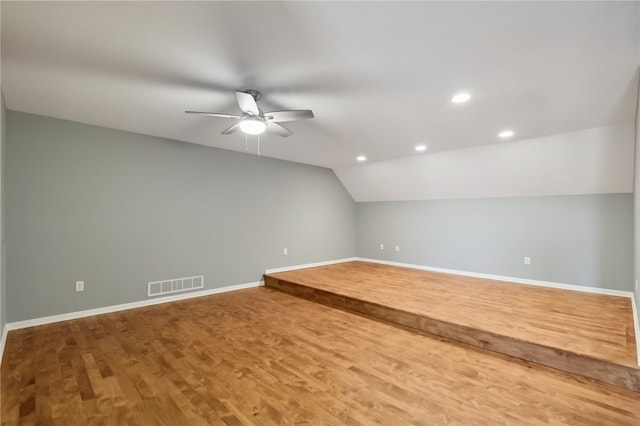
[2,1,638,201]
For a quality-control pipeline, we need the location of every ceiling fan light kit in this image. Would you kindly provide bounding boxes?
[239,117,266,135]
[186,90,314,138]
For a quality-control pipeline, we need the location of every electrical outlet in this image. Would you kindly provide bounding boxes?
[395,245,400,252]
[524,257,531,265]
[75,281,84,292]
[379,243,384,250]
[283,248,288,256]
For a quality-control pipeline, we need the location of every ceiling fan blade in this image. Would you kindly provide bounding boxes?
[265,110,314,122]
[185,111,241,119]
[221,122,241,135]
[235,91,260,116]
[268,122,293,138]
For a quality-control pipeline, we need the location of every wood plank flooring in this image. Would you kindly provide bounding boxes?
[264,261,640,391]
[3,287,640,425]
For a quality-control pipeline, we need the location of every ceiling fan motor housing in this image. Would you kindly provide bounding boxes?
[243,89,262,102]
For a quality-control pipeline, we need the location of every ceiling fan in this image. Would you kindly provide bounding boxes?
[186,90,314,138]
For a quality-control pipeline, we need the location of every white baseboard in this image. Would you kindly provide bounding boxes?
[0,324,7,367]
[265,257,357,274]
[357,257,634,299]
[5,280,263,332]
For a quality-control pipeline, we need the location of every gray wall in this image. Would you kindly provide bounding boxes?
[634,12,640,339]
[1,94,5,331]
[6,111,356,322]
[635,69,640,319]
[357,195,633,291]
[5,109,634,323]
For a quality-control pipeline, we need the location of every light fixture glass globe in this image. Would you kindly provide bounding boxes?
[239,118,266,135]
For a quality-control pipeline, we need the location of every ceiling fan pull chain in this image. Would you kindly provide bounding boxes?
[245,133,248,152]
[258,134,261,156]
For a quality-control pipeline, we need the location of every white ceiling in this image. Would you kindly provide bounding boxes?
[2,1,638,169]
[335,124,635,202]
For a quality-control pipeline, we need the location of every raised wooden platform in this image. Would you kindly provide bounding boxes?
[264,260,640,392]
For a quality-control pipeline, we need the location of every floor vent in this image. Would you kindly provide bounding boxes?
[148,275,204,297]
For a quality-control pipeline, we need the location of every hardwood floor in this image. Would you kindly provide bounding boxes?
[2,287,640,425]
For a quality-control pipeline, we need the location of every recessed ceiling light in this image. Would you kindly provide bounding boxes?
[451,92,471,103]
[356,155,367,162]
[498,130,515,138]
[415,145,427,152]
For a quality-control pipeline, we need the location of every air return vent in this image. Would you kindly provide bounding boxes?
[148,275,204,297]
